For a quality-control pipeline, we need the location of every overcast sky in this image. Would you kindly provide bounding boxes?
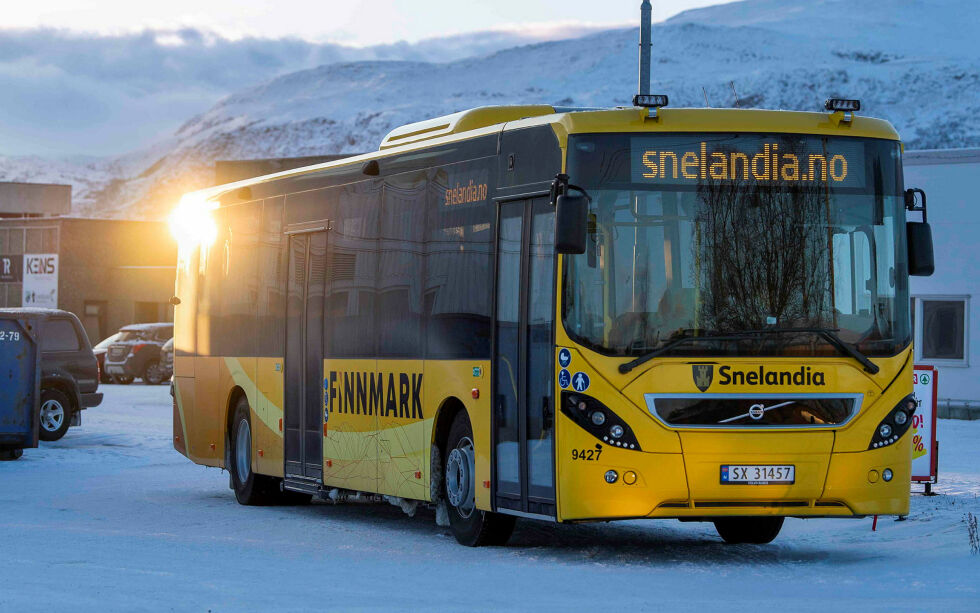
[3,1,735,46]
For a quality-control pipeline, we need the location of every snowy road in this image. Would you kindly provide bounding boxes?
[1,385,978,612]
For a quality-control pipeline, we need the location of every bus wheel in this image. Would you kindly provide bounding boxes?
[713,517,784,544]
[444,411,515,547]
[229,397,278,505]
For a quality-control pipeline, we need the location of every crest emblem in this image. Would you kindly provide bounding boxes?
[692,364,713,392]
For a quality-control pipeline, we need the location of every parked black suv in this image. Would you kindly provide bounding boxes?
[104,323,173,385]
[0,308,103,441]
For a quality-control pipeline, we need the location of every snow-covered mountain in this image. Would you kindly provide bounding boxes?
[2,0,977,220]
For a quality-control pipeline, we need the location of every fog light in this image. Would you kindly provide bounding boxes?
[609,424,624,439]
[590,411,606,426]
[878,424,892,439]
[604,470,618,484]
[623,471,637,485]
[868,469,880,483]
[882,468,893,482]
[894,411,908,426]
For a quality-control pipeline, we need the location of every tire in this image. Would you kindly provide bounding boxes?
[444,411,515,546]
[0,447,23,461]
[143,360,165,385]
[38,388,73,442]
[113,374,134,385]
[713,517,785,544]
[228,396,311,506]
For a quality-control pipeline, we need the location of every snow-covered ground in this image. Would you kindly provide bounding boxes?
[1,385,977,611]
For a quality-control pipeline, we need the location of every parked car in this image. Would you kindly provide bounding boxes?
[103,323,173,385]
[92,332,121,384]
[160,337,174,381]
[0,308,103,442]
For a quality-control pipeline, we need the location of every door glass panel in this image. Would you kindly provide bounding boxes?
[526,200,555,500]
[284,234,307,474]
[494,205,523,498]
[304,231,326,478]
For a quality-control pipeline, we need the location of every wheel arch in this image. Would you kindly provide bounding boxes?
[40,374,80,412]
[431,395,468,454]
[223,385,249,469]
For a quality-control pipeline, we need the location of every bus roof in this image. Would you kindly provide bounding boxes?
[188,105,900,205]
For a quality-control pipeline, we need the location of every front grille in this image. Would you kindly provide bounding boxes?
[645,393,861,427]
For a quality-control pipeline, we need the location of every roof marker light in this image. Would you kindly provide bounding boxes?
[825,98,861,112]
[633,94,669,120]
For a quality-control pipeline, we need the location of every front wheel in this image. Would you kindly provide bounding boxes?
[713,516,785,544]
[143,360,165,385]
[444,411,515,546]
[38,389,72,442]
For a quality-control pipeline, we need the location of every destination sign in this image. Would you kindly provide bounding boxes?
[631,135,866,188]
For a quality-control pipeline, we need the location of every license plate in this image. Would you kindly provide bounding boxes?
[721,465,795,485]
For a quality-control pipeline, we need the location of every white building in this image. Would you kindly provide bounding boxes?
[904,148,980,418]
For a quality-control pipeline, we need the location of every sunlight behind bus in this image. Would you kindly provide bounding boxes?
[168,194,218,248]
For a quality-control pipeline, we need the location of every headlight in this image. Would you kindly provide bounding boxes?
[868,394,916,450]
[604,470,619,484]
[882,468,893,482]
[560,391,642,451]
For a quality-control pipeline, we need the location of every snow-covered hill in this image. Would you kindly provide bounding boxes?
[3,0,978,220]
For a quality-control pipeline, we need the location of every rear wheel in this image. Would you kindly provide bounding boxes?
[713,517,785,544]
[229,396,310,506]
[143,360,165,385]
[444,411,515,546]
[38,389,72,442]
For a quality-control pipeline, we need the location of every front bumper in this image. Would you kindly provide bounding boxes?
[80,392,103,409]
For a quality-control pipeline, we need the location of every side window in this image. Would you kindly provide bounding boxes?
[919,298,968,363]
[378,171,426,357]
[425,161,493,358]
[42,319,81,352]
[325,181,380,357]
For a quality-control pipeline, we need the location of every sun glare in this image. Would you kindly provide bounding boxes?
[168,193,218,247]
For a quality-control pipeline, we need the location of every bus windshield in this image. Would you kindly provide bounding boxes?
[563,132,910,358]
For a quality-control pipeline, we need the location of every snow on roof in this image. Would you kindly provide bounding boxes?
[904,148,980,166]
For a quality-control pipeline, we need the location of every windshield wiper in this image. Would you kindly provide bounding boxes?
[733,327,880,375]
[617,327,879,375]
[618,330,733,374]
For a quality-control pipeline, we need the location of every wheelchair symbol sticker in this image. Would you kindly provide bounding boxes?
[558,348,572,368]
[572,372,590,392]
[558,369,571,389]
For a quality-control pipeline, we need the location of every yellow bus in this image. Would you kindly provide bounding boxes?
[170,99,934,546]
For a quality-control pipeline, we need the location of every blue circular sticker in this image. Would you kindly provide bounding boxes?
[571,371,590,392]
[558,348,572,368]
[558,369,571,389]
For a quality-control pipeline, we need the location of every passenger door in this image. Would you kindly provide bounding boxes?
[493,197,557,517]
[283,227,328,483]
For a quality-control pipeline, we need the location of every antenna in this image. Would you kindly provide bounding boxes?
[638,1,652,96]
[730,81,741,108]
[702,87,710,107]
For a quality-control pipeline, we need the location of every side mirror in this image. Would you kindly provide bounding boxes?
[555,193,589,254]
[904,187,933,276]
[907,221,934,276]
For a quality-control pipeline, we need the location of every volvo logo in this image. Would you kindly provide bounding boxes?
[749,404,765,420]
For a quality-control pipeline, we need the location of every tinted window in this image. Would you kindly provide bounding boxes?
[378,171,426,357]
[42,319,80,351]
[922,299,966,360]
[425,160,494,358]
[324,181,380,357]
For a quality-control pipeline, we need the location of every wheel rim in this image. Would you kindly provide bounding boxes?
[40,399,65,432]
[235,419,251,480]
[445,436,476,518]
[146,364,162,383]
